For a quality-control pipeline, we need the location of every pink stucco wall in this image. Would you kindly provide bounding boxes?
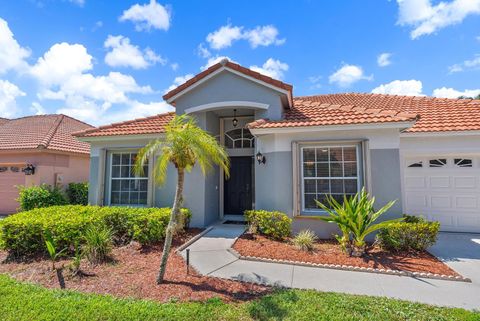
[0,151,90,214]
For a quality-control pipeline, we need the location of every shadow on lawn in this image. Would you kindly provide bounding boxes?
[247,289,299,320]
[163,278,272,302]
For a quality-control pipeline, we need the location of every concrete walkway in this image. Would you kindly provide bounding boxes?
[181,224,480,310]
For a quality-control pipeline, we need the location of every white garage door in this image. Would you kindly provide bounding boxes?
[0,166,25,215]
[403,156,480,233]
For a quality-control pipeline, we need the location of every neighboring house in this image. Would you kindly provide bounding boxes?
[75,59,480,235]
[0,114,93,214]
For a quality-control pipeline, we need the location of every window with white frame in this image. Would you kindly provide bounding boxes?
[224,128,255,149]
[110,152,148,205]
[301,145,360,211]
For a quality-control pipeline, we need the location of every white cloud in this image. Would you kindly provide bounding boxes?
[197,43,211,58]
[164,74,194,93]
[0,18,31,75]
[448,54,480,73]
[68,0,85,7]
[243,25,286,48]
[250,58,289,80]
[206,25,243,50]
[377,53,392,67]
[397,0,480,39]
[104,35,165,69]
[30,42,155,124]
[170,62,179,71]
[206,24,285,49]
[30,102,46,115]
[30,42,93,85]
[433,87,480,98]
[371,80,423,96]
[111,100,173,122]
[308,75,322,89]
[0,80,25,118]
[119,0,171,32]
[329,64,372,87]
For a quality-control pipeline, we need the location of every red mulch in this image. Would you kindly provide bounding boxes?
[0,229,269,303]
[233,233,460,277]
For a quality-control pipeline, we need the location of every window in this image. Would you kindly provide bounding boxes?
[408,161,423,168]
[429,159,447,168]
[224,128,255,149]
[302,146,359,211]
[454,158,473,168]
[110,153,148,206]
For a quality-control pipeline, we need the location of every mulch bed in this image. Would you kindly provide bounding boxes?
[0,229,269,303]
[233,233,460,277]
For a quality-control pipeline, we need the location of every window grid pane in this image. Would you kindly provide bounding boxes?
[111,152,148,206]
[302,146,359,211]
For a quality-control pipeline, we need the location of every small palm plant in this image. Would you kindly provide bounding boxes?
[135,114,229,284]
[44,230,67,271]
[315,188,401,257]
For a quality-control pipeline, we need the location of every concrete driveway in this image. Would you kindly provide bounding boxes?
[428,232,480,284]
[183,226,480,310]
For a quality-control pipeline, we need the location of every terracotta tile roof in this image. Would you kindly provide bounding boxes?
[248,98,418,130]
[286,93,480,133]
[0,118,9,125]
[0,114,93,154]
[74,112,175,137]
[162,59,293,101]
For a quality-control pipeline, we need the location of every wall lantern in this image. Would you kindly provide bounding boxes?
[232,109,238,127]
[23,164,36,175]
[256,151,266,165]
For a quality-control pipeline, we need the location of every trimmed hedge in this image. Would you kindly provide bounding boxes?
[17,184,68,211]
[0,205,191,257]
[66,182,89,205]
[376,215,440,252]
[245,210,292,240]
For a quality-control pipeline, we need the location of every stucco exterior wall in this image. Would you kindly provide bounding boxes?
[254,127,404,238]
[174,70,285,121]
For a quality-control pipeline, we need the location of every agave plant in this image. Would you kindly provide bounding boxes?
[315,188,401,257]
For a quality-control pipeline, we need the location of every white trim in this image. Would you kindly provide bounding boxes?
[78,133,165,143]
[401,130,480,137]
[185,101,269,114]
[166,65,292,105]
[219,118,225,219]
[250,121,415,135]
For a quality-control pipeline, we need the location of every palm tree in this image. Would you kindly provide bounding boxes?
[134,114,229,284]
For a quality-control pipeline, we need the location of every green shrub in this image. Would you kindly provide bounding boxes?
[376,215,440,252]
[17,184,68,211]
[66,182,89,205]
[0,205,192,257]
[292,229,317,251]
[83,225,113,264]
[245,210,292,240]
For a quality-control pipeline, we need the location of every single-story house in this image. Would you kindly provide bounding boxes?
[0,114,93,214]
[75,59,480,236]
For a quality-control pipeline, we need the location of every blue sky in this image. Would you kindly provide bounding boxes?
[0,0,479,125]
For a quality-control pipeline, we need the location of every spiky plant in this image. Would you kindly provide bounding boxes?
[135,114,229,284]
[315,188,401,257]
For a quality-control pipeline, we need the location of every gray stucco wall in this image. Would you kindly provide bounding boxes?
[254,147,403,238]
[369,148,403,219]
[174,71,285,121]
[88,156,99,205]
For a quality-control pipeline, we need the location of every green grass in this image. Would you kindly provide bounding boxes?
[0,274,478,321]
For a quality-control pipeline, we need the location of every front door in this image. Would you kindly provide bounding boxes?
[224,156,253,215]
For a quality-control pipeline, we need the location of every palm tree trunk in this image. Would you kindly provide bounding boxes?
[157,167,185,284]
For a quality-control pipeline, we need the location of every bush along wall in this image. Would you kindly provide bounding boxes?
[245,209,292,240]
[0,205,191,257]
[66,182,89,205]
[16,184,68,211]
[376,215,440,252]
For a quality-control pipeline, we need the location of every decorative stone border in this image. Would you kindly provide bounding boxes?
[176,226,214,252]
[227,248,471,283]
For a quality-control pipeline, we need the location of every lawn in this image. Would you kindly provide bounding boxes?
[0,275,478,321]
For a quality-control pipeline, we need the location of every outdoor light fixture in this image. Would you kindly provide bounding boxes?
[23,164,35,175]
[232,109,238,127]
[256,151,266,165]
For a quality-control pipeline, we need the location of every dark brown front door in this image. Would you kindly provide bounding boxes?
[224,156,253,215]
